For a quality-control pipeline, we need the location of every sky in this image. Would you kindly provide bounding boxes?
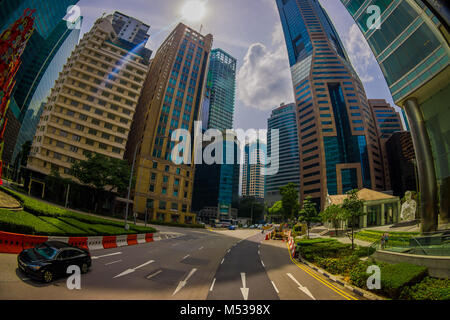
[74,0,399,132]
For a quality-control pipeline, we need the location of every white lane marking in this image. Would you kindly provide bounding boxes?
[209,278,216,292]
[92,252,122,260]
[181,254,190,261]
[105,260,122,266]
[221,258,225,264]
[199,246,204,250]
[113,260,155,279]
[258,250,261,255]
[227,249,230,253]
[271,281,280,294]
[261,260,265,268]
[146,270,162,279]
[240,273,249,300]
[287,273,316,300]
[173,268,198,296]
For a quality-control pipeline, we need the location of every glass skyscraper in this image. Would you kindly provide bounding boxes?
[265,103,301,206]
[276,0,385,211]
[341,0,449,231]
[192,48,239,220]
[205,49,237,130]
[12,18,82,163]
[1,0,80,165]
[242,140,266,199]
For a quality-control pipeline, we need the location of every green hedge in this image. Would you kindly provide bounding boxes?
[296,239,354,262]
[355,230,419,246]
[1,187,157,236]
[39,216,88,236]
[350,261,428,299]
[400,277,450,300]
[0,209,65,236]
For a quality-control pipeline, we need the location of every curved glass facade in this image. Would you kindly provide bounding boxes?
[13,19,82,161]
[266,103,301,205]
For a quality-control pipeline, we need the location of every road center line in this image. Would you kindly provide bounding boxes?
[209,278,216,292]
[105,260,122,266]
[271,281,280,294]
[92,252,122,260]
[221,258,225,264]
[198,246,204,250]
[146,270,162,279]
[261,260,265,267]
[182,255,190,260]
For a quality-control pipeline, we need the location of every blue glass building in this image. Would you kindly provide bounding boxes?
[265,103,301,206]
[276,0,385,211]
[206,49,237,130]
[1,0,80,165]
[12,18,82,163]
[341,0,449,231]
[191,48,239,220]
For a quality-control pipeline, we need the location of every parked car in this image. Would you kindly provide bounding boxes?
[17,241,91,283]
[228,225,236,230]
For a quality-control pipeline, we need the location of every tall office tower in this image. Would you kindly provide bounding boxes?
[368,99,403,190]
[27,14,151,178]
[192,48,239,219]
[341,0,449,230]
[111,12,150,46]
[13,18,83,163]
[265,103,301,206]
[125,23,213,223]
[192,133,241,221]
[276,0,384,210]
[0,0,80,166]
[205,49,237,130]
[242,140,266,199]
[386,131,418,197]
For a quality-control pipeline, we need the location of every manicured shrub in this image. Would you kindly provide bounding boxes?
[39,216,88,236]
[400,277,450,300]
[0,209,65,236]
[349,260,372,288]
[316,255,361,276]
[379,263,427,299]
[1,187,157,236]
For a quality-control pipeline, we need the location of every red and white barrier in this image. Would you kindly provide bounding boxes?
[0,231,157,254]
[288,235,296,257]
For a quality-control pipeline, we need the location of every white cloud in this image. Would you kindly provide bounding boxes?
[343,24,375,83]
[236,25,294,111]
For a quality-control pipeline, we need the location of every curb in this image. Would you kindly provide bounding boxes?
[0,231,183,254]
[296,255,385,300]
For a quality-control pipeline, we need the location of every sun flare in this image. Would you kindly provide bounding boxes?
[181,0,206,22]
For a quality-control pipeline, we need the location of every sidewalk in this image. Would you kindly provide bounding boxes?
[326,235,373,247]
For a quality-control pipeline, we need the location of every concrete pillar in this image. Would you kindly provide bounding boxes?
[381,203,385,225]
[404,98,439,233]
[363,205,368,228]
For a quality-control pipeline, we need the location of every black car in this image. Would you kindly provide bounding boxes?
[17,241,92,283]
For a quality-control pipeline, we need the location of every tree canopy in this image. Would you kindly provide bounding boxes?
[280,183,300,221]
[70,152,131,195]
[298,196,320,238]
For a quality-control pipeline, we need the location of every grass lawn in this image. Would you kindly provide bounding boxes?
[355,230,420,246]
[0,187,157,237]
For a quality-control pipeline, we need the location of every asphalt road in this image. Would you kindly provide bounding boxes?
[0,225,359,300]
